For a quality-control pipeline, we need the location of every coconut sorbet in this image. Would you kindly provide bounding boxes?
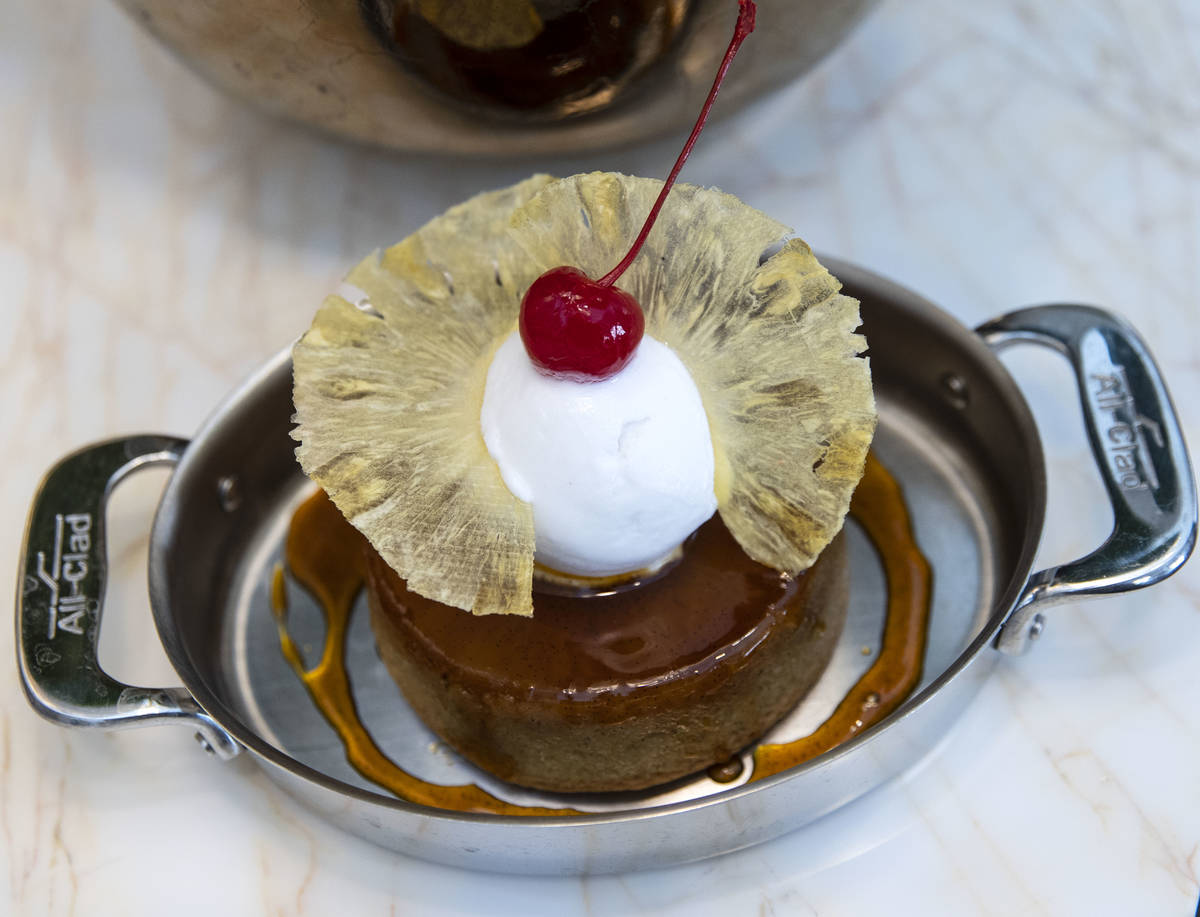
[480,331,717,578]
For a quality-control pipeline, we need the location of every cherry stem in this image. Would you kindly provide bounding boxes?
[596,0,757,289]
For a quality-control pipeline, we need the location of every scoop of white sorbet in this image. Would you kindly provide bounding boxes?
[480,332,718,578]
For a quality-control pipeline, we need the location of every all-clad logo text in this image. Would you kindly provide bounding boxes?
[36,513,93,638]
[1091,369,1161,492]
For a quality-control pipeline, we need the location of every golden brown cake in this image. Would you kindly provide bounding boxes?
[366,520,848,793]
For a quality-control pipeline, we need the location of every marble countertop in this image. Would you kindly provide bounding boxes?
[4,0,1200,913]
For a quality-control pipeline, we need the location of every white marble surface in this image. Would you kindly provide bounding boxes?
[4,0,1200,913]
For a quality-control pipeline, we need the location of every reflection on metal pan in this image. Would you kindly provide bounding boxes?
[16,260,1196,875]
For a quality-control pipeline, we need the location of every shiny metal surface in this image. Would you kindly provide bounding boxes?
[221,383,992,813]
[979,306,1198,655]
[15,436,239,760]
[115,0,877,155]
[15,262,1195,875]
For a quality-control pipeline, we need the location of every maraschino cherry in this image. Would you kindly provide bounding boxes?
[519,0,757,382]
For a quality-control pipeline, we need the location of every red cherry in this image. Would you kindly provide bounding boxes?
[518,0,756,382]
[519,266,645,381]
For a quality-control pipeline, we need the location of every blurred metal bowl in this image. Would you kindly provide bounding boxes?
[117,0,877,155]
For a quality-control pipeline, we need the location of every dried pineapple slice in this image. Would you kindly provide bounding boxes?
[509,173,876,574]
[293,171,875,616]
[292,175,554,616]
[415,0,543,52]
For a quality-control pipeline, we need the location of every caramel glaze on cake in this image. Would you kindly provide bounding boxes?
[274,453,932,809]
[366,519,849,794]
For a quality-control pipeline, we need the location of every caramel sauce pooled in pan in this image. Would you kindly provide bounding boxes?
[750,453,933,782]
[271,453,931,814]
[270,495,580,816]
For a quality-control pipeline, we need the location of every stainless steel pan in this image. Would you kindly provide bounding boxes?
[16,259,1196,875]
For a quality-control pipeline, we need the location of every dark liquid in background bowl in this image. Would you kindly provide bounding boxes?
[362,0,693,119]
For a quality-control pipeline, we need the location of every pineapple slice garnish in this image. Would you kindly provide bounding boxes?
[414,0,543,52]
[293,172,876,615]
[293,176,552,617]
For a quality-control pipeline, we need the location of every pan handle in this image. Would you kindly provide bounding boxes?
[978,305,1197,655]
[15,436,239,759]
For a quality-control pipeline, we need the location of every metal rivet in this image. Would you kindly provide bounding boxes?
[1028,613,1045,640]
[217,475,241,512]
[940,372,969,409]
[194,731,216,755]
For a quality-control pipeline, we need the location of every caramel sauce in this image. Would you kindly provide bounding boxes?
[272,452,931,813]
[270,494,579,816]
[367,513,813,721]
[750,453,933,781]
[706,757,746,784]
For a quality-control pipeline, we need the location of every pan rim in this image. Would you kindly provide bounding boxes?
[146,257,1047,829]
